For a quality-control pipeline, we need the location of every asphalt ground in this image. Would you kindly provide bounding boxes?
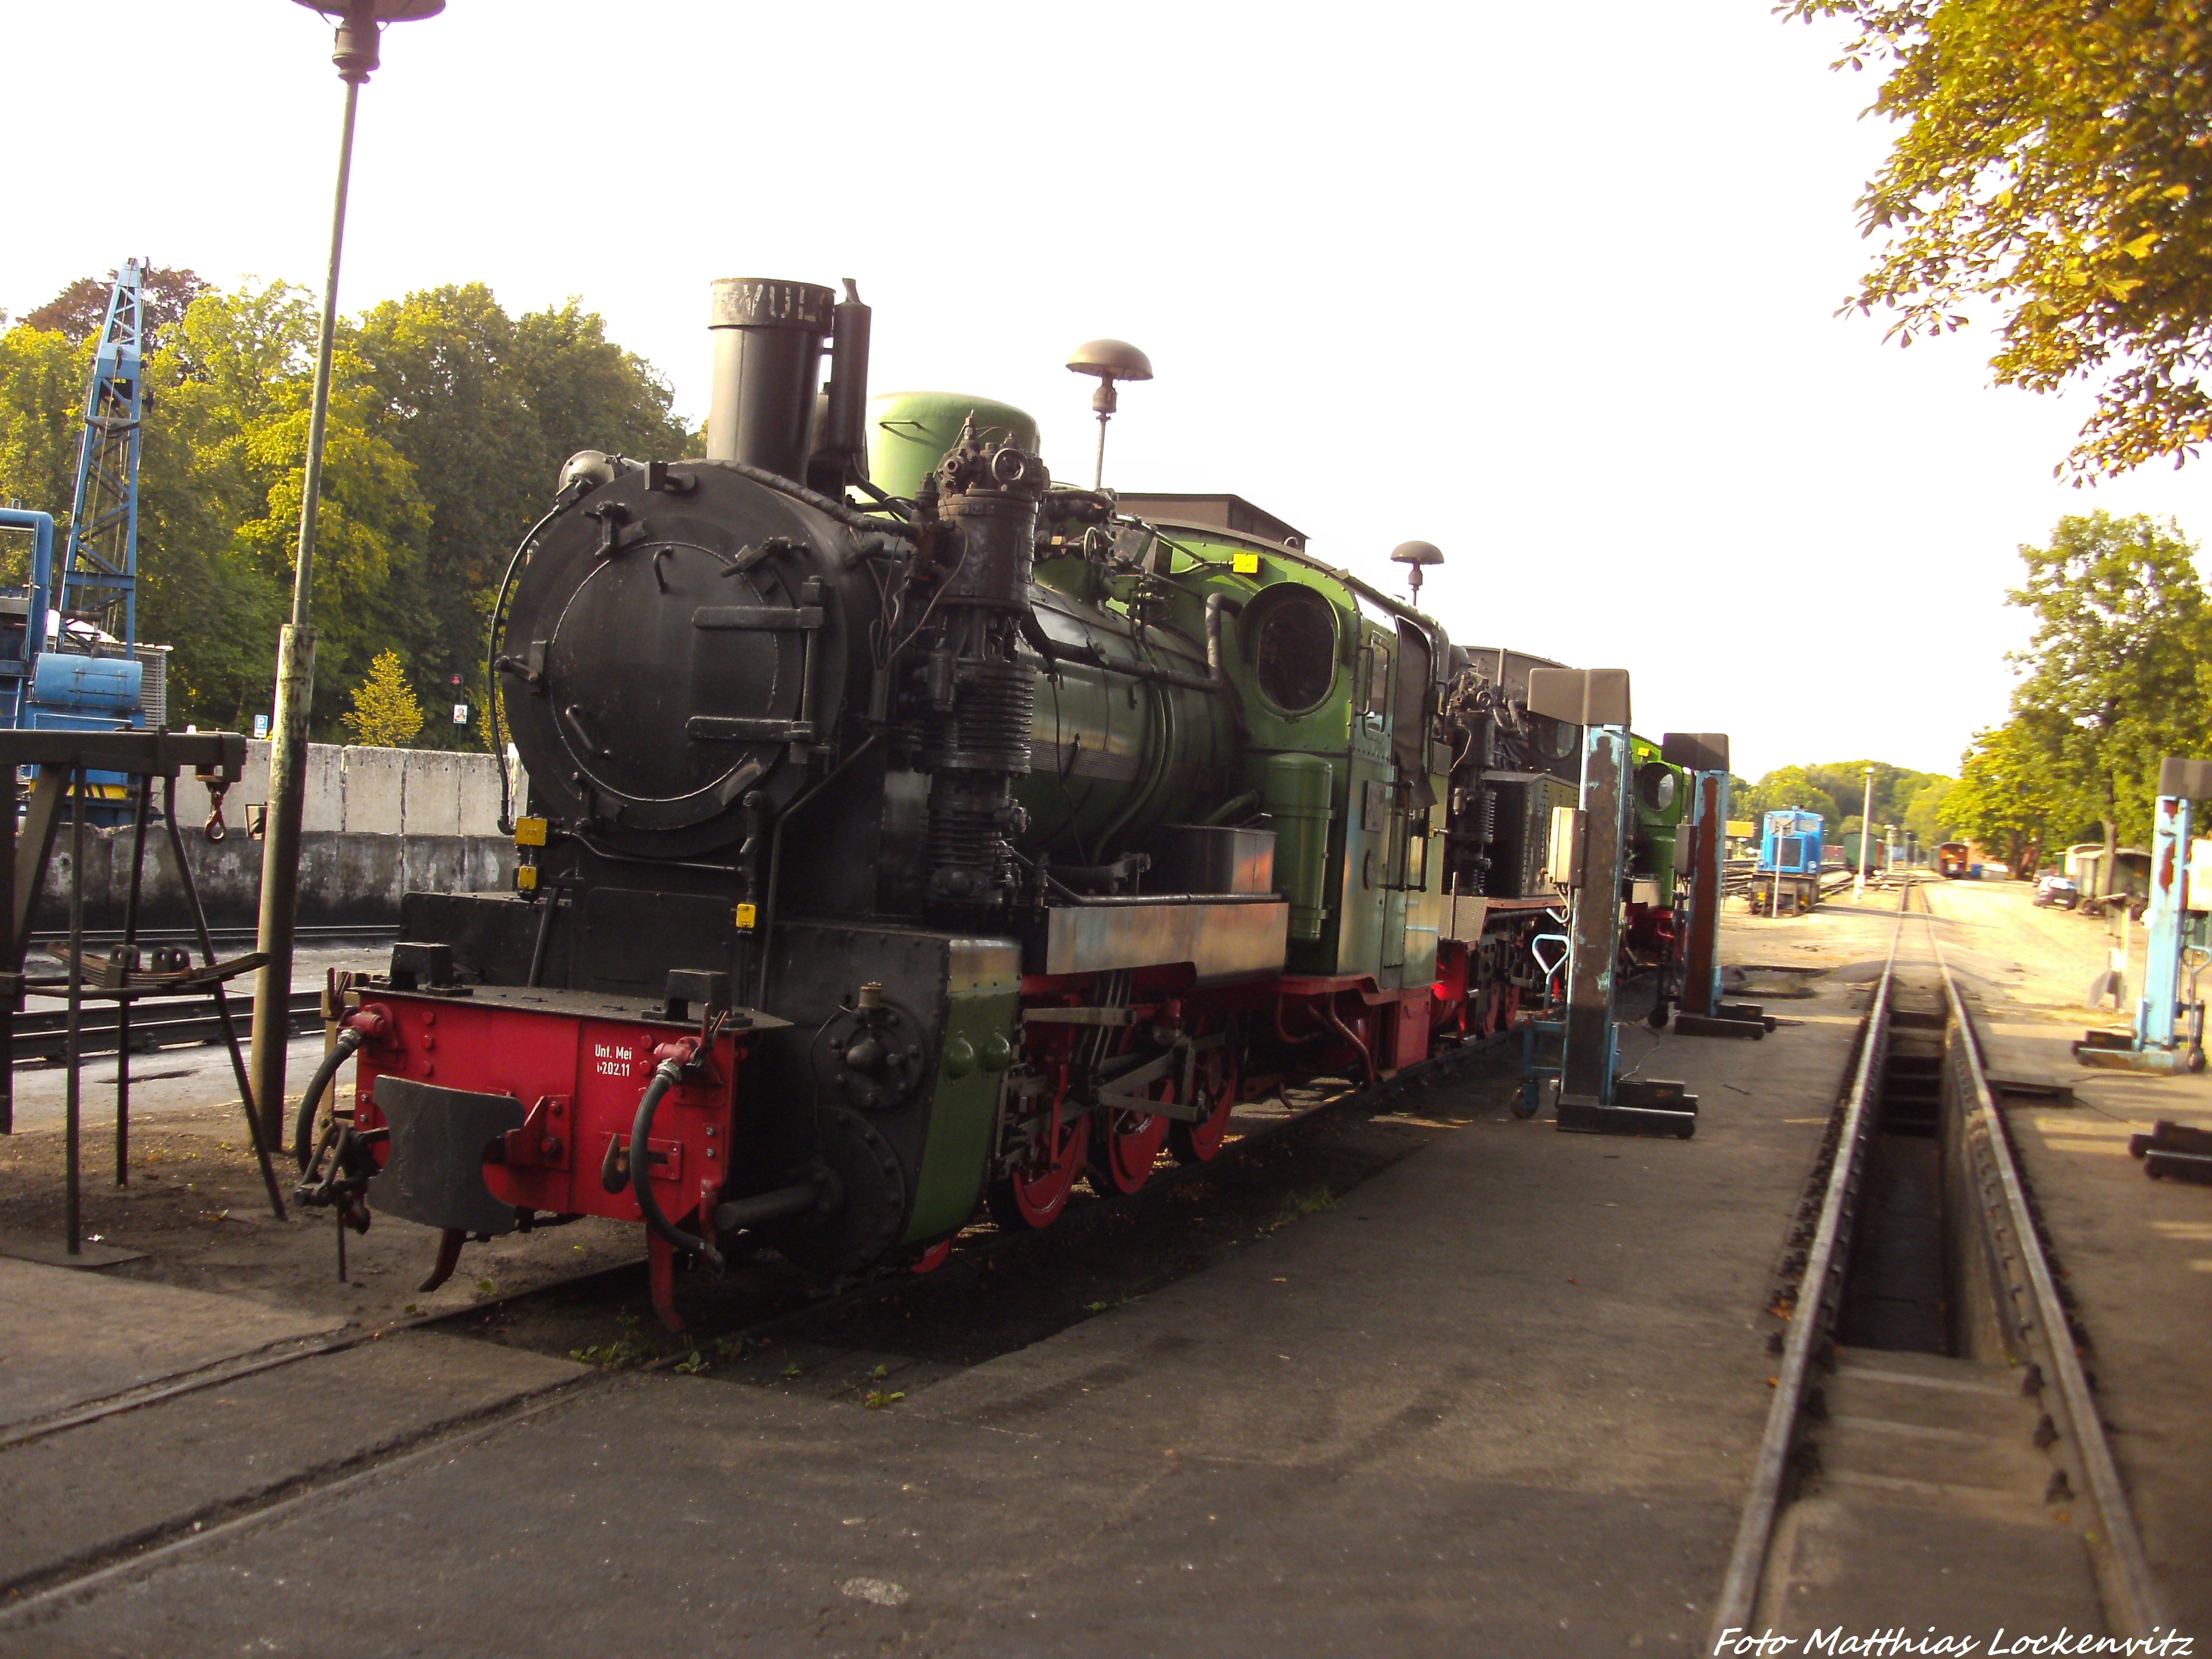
[12,886,2191,1656]
[0,931,1868,1658]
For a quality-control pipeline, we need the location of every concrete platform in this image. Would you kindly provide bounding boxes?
[0,969,1861,1656]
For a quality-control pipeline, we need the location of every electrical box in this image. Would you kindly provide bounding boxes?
[1547,804,1586,890]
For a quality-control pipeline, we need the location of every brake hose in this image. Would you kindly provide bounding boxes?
[294,1026,365,1172]
[630,1047,722,1270]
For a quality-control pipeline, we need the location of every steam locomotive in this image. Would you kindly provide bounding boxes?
[296,278,1691,1327]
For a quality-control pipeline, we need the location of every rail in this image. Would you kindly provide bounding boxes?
[1710,879,2168,1643]
[1929,921,2167,1633]
[10,989,323,1068]
[1709,880,1906,1636]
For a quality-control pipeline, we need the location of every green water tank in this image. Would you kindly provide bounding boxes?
[867,391,1042,500]
[1264,753,1336,941]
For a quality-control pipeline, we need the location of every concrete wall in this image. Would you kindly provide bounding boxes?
[168,742,523,838]
[35,828,515,934]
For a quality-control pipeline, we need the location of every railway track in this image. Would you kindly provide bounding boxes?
[1709,880,2167,1643]
[8,990,323,1068]
[9,926,392,1068]
[0,1022,1516,1622]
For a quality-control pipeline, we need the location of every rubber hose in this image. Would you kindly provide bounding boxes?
[293,1027,364,1172]
[484,502,565,835]
[630,1061,724,1270]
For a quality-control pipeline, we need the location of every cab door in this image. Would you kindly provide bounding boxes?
[1389,619,1440,986]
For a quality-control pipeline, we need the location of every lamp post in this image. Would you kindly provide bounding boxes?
[1065,339,1152,491]
[1855,765,1874,900]
[251,0,443,1151]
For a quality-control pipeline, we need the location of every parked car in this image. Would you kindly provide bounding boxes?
[2034,874,2080,909]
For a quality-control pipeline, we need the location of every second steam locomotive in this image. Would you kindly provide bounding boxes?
[297,277,1692,1326]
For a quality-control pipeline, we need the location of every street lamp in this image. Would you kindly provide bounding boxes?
[1855,765,1874,900]
[251,0,443,1151]
[1065,339,1152,491]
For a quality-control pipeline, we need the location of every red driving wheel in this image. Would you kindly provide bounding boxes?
[1092,1086,1171,1195]
[1171,1048,1238,1165]
[987,1103,1090,1231]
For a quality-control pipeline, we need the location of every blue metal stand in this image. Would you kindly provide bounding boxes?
[2077,756,2211,1074]
[1524,669,1699,1138]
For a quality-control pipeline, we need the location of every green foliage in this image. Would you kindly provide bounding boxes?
[1738,761,1958,845]
[0,272,687,738]
[1786,1,2212,477]
[22,265,211,351]
[1901,777,1957,847]
[1738,765,1841,829]
[2010,511,2211,846]
[343,649,425,747]
[1948,713,2081,872]
[1937,512,2212,882]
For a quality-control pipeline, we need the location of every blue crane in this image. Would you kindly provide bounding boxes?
[0,261,166,818]
[59,258,145,652]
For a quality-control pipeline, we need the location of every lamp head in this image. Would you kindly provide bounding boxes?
[292,0,444,83]
[1391,540,1443,599]
[1066,339,1153,415]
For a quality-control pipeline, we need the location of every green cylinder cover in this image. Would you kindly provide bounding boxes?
[867,391,1041,500]
[1264,752,1335,940]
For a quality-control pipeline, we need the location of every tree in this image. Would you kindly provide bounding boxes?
[1786,2,2212,477]
[134,283,428,732]
[1902,777,1957,848]
[1740,765,1841,829]
[0,324,88,567]
[1,273,685,739]
[1948,715,2080,875]
[2006,512,2211,886]
[343,650,424,746]
[23,266,212,352]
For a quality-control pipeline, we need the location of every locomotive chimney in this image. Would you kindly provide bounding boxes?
[705,278,836,482]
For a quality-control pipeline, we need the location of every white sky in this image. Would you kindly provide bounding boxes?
[4,1,2204,780]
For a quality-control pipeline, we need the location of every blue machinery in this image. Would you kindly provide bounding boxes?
[2076,756,2212,1075]
[0,509,54,724]
[0,261,156,782]
[1516,668,1701,1138]
[1753,808,1823,916]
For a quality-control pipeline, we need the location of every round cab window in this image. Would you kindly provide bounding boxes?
[1243,583,1338,714]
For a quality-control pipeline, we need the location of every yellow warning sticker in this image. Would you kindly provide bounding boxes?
[1232,551,1261,575]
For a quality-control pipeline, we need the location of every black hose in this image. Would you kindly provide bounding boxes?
[705,459,916,540]
[484,502,565,835]
[630,1060,722,1270]
[293,1027,364,1172]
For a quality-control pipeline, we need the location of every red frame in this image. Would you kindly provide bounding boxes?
[347,991,747,1234]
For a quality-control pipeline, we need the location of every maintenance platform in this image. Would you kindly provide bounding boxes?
[0,880,2203,1657]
